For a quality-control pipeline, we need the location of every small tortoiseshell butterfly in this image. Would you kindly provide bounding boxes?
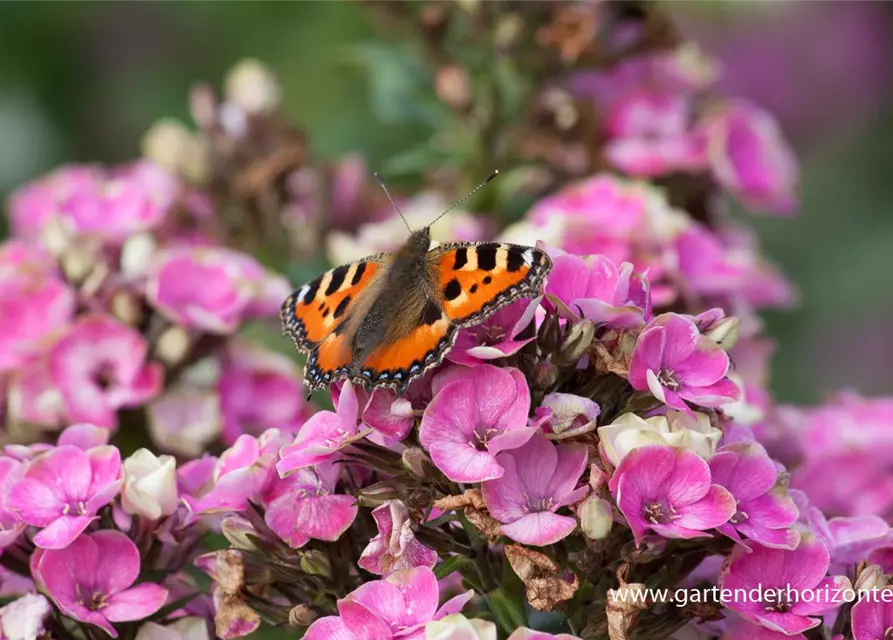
[280,173,552,394]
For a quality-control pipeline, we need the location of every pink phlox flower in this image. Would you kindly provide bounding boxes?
[603,91,707,178]
[481,435,588,546]
[358,500,437,575]
[218,342,311,445]
[264,460,358,549]
[674,223,749,298]
[534,392,600,440]
[718,534,851,636]
[545,250,651,328]
[32,530,168,637]
[304,567,473,640]
[807,507,893,572]
[7,444,123,549]
[850,594,893,640]
[448,299,540,366]
[628,313,740,412]
[610,445,736,546]
[709,442,800,550]
[6,165,103,240]
[0,457,26,551]
[419,365,537,483]
[277,381,369,476]
[698,100,798,216]
[184,429,283,514]
[49,314,163,430]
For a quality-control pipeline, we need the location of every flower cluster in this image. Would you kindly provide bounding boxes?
[0,3,889,640]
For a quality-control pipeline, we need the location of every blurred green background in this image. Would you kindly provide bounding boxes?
[1,1,891,406]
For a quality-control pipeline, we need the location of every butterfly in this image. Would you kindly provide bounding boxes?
[280,175,552,394]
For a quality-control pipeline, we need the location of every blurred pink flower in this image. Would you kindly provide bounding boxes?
[699,100,798,216]
[719,535,849,636]
[218,342,311,445]
[277,381,366,475]
[448,300,539,366]
[0,458,26,551]
[628,313,739,412]
[481,435,588,546]
[675,223,748,297]
[419,365,536,483]
[709,442,800,550]
[807,507,892,571]
[7,444,122,549]
[358,500,437,575]
[49,314,163,430]
[264,461,357,549]
[305,567,472,640]
[609,445,736,546]
[32,530,168,637]
[545,250,650,327]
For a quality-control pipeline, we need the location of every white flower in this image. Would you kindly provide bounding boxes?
[598,410,721,466]
[426,615,497,640]
[136,618,210,640]
[122,448,179,520]
[578,496,613,540]
[0,594,51,640]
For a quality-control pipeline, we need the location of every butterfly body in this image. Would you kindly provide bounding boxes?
[281,227,551,393]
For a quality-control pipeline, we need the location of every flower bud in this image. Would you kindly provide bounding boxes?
[705,316,740,351]
[557,319,595,365]
[435,64,472,113]
[357,482,405,508]
[855,564,886,593]
[299,550,331,577]
[111,290,144,327]
[537,312,562,353]
[225,59,282,116]
[288,604,315,627]
[532,359,559,389]
[122,448,179,520]
[154,326,192,367]
[141,119,211,184]
[578,496,613,540]
[221,515,259,551]
[402,447,436,479]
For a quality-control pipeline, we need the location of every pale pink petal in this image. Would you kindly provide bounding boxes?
[387,567,440,626]
[673,485,737,530]
[58,424,110,449]
[628,326,666,389]
[104,583,169,622]
[91,530,141,594]
[433,591,475,619]
[500,512,578,546]
[32,515,96,549]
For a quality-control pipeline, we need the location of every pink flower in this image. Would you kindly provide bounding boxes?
[147,247,288,334]
[719,535,850,635]
[699,100,798,216]
[277,381,368,475]
[720,615,805,640]
[218,343,311,445]
[709,442,800,550]
[32,530,168,637]
[534,392,600,440]
[604,91,706,178]
[358,500,437,575]
[264,461,358,548]
[49,315,163,430]
[419,366,537,483]
[0,458,25,551]
[808,507,892,571]
[674,223,748,297]
[545,251,650,328]
[0,252,74,373]
[481,435,588,546]
[448,300,539,366]
[609,445,736,546]
[361,388,418,442]
[7,444,122,548]
[851,597,893,640]
[185,430,282,514]
[628,313,740,412]
[304,567,473,640]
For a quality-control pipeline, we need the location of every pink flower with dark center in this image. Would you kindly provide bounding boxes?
[358,500,437,575]
[699,100,798,216]
[709,442,800,550]
[304,567,473,640]
[481,435,588,546]
[49,314,163,430]
[32,530,168,637]
[419,366,536,483]
[277,381,368,475]
[264,461,357,549]
[545,251,650,328]
[719,535,850,635]
[448,300,539,366]
[7,444,122,549]
[628,313,739,412]
[850,597,893,640]
[609,445,736,546]
[218,342,311,445]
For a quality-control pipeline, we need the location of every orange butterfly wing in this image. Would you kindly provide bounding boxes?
[428,242,552,326]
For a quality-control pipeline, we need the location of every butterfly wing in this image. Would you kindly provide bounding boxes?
[427,242,552,326]
[280,255,388,389]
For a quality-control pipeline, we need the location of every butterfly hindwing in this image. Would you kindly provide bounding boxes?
[428,242,552,326]
[280,255,387,353]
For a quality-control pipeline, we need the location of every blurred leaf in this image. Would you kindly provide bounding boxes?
[487,588,528,634]
[382,142,453,177]
[434,555,471,579]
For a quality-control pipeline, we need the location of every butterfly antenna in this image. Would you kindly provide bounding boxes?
[427,170,499,229]
[374,172,412,234]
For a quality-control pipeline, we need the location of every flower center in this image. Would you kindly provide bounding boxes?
[524,495,555,513]
[643,501,677,524]
[764,598,793,613]
[323,429,350,448]
[471,324,506,346]
[76,586,109,611]
[729,510,749,524]
[470,427,498,451]
[658,369,680,390]
[92,363,116,391]
[61,501,89,516]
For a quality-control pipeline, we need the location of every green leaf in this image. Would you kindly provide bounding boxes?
[434,555,471,579]
[487,588,528,634]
